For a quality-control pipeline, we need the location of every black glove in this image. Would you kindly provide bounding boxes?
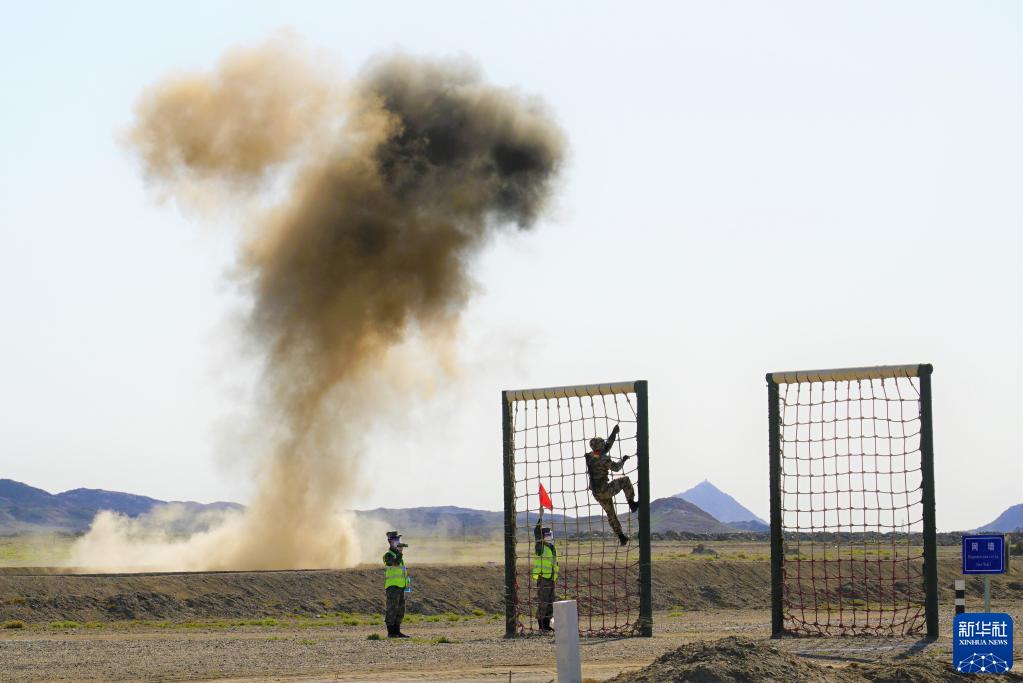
[611,424,620,435]
[620,455,630,463]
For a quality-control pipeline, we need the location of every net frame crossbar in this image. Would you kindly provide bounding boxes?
[767,363,938,639]
[502,380,651,638]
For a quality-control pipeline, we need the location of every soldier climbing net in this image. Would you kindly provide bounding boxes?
[502,380,651,638]
[767,364,938,638]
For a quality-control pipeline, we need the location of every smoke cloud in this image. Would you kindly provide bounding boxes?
[71,36,564,571]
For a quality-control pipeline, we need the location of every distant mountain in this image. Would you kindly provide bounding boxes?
[973,504,1023,533]
[3,478,752,537]
[57,488,163,518]
[356,506,504,538]
[674,480,766,526]
[648,496,739,534]
[0,479,94,532]
[0,479,242,534]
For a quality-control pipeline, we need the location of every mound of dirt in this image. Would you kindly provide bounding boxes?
[607,637,1023,683]
[607,637,860,682]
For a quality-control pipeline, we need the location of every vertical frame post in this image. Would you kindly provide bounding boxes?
[502,391,518,638]
[636,380,652,637]
[767,374,784,637]
[918,364,939,639]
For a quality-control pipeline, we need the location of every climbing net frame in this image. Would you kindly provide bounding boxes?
[767,364,939,639]
[502,380,651,638]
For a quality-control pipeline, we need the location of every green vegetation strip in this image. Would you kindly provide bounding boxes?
[0,611,502,631]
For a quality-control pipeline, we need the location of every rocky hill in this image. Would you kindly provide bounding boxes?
[973,503,1023,533]
[0,479,242,534]
[674,480,768,531]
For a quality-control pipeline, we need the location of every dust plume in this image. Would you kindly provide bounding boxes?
[71,36,564,571]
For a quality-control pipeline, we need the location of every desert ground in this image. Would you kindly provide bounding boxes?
[1,539,1020,681]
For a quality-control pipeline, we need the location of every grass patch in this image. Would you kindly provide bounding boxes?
[50,621,80,629]
[410,636,458,644]
[0,533,76,566]
[297,638,317,645]
[443,612,460,622]
[471,608,486,617]
[84,622,104,629]
[425,615,441,623]
[3,620,26,629]
[366,633,382,640]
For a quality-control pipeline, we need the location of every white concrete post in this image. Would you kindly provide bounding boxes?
[553,600,582,683]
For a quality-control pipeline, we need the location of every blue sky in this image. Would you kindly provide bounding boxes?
[0,1,1019,530]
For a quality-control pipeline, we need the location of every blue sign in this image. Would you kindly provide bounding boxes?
[954,613,1014,674]
[962,534,1006,574]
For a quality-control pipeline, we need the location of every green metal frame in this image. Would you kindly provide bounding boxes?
[502,390,517,638]
[502,380,652,638]
[636,380,652,636]
[766,364,938,638]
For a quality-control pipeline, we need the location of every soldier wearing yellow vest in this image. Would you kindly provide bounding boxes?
[383,530,410,638]
[533,516,558,632]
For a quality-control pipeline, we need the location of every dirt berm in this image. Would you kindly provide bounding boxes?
[0,560,769,623]
[0,557,1018,623]
[606,636,1023,683]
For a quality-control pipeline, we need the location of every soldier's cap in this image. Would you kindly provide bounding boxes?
[386,531,401,540]
[589,437,605,451]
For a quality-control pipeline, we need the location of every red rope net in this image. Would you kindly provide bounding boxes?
[510,391,641,637]
[776,375,927,636]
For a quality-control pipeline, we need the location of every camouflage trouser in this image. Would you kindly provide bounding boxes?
[593,477,635,537]
[385,586,406,627]
[536,577,556,621]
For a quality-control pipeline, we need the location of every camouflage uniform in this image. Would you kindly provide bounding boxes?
[586,428,636,537]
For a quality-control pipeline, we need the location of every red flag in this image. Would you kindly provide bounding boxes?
[538,483,553,511]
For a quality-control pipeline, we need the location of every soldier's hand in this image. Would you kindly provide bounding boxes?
[620,455,630,464]
[611,424,620,435]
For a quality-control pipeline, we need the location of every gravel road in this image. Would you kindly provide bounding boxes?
[0,609,767,682]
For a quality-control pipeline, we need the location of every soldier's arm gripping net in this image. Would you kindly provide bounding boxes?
[767,364,939,638]
[502,380,651,638]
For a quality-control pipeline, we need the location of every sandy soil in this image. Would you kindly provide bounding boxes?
[3,556,1017,624]
[0,608,760,682]
[1,550,1020,681]
[608,635,1023,683]
[2,603,1021,681]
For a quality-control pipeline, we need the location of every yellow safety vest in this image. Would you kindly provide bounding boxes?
[532,544,558,581]
[383,550,408,589]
